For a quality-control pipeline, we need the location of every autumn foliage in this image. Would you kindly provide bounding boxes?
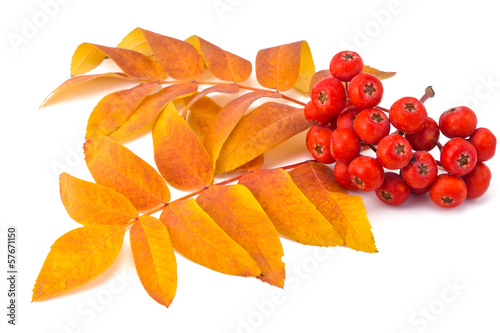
[34,28,394,307]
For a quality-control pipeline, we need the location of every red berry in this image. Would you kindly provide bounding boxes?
[404,117,440,151]
[353,108,390,144]
[389,97,427,134]
[439,106,477,138]
[440,138,477,176]
[329,51,364,82]
[376,134,412,169]
[347,73,384,109]
[310,77,346,116]
[348,156,385,191]
[429,174,467,208]
[462,162,492,199]
[304,101,334,126]
[330,128,361,163]
[306,126,336,164]
[375,172,410,205]
[334,161,359,191]
[336,105,361,129]
[468,127,496,162]
[401,151,438,189]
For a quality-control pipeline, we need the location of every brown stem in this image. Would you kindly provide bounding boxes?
[420,86,435,104]
[362,143,378,153]
[160,80,307,108]
[437,142,443,151]
[375,106,390,113]
[126,159,313,225]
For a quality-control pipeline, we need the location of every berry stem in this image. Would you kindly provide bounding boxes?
[375,106,390,113]
[362,143,378,153]
[437,142,444,151]
[420,86,435,104]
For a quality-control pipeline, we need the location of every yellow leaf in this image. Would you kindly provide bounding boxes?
[117,27,154,57]
[288,162,377,253]
[40,72,133,107]
[84,137,170,211]
[238,168,344,246]
[153,103,213,190]
[186,36,252,83]
[216,102,310,174]
[86,81,158,140]
[256,41,315,92]
[363,65,396,80]
[160,199,261,277]
[130,216,177,307]
[70,43,164,80]
[203,91,280,167]
[108,83,198,141]
[32,225,125,301]
[59,173,138,225]
[196,185,285,287]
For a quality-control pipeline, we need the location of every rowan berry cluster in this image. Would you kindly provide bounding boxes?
[305,51,497,208]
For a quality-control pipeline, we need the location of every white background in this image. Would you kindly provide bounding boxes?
[1,0,499,332]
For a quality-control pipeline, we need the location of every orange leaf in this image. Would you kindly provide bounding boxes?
[59,172,138,225]
[153,102,213,190]
[186,36,252,83]
[70,43,164,80]
[256,41,315,92]
[134,28,204,80]
[181,84,240,119]
[187,96,222,141]
[216,102,311,174]
[309,69,332,94]
[130,216,177,307]
[238,168,344,246]
[363,65,396,80]
[232,154,265,172]
[32,225,125,302]
[84,137,170,211]
[289,162,377,253]
[86,81,158,141]
[203,91,280,166]
[117,27,154,57]
[108,82,198,141]
[40,72,132,107]
[196,185,284,287]
[159,199,261,277]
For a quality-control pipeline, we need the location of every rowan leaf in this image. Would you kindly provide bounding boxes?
[203,91,281,166]
[59,173,138,225]
[309,69,332,94]
[188,96,222,141]
[130,216,177,307]
[133,28,204,80]
[84,136,170,211]
[86,81,158,141]
[40,72,132,107]
[186,36,252,83]
[238,168,344,246]
[216,102,311,174]
[232,154,265,172]
[196,185,285,287]
[256,41,315,92]
[363,65,396,80]
[117,27,154,57]
[108,83,198,141]
[153,102,213,190]
[32,225,125,302]
[181,84,240,119]
[70,43,164,80]
[159,199,261,277]
[288,162,377,253]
